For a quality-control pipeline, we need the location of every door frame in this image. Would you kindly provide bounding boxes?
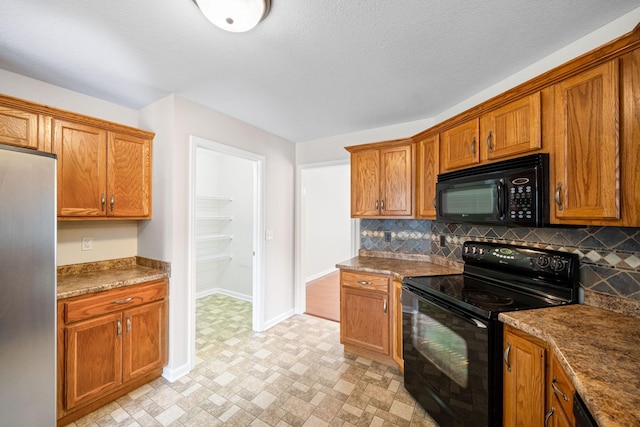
[294,159,359,315]
[188,136,266,366]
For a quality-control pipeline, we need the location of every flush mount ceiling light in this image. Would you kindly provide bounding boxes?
[194,0,271,33]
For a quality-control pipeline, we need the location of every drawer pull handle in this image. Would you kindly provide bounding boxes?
[357,281,372,285]
[111,297,134,304]
[544,406,554,427]
[383,298,387,313]
[117,318,122,337]
[504,342,512,372]
[126,317,131,335]
[486,131,493,153]
[551,376,569,401]
[101,193,106,211]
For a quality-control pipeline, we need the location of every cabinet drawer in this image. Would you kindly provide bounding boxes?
[62,280,167,324]
[341,271,389,292]
[549,353,575,419]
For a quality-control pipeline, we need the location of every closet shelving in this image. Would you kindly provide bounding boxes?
[195,195,233,265]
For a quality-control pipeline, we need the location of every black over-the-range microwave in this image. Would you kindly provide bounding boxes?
[435,153,550,227]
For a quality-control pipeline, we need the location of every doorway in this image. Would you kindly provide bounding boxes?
[189,136,265,367]
[295,161,358,320]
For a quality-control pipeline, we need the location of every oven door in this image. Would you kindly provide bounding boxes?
[402,285,499,427]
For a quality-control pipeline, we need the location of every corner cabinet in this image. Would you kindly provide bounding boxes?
[503,324,578,427]
[340,270,391,357]
[503,325,547,427]
[54,119,152,219]
[57,280,168,426]
[414,133,440,219]
[346,139,414,218]
[551,59,620,224]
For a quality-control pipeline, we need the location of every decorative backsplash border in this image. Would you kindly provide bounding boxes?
[360,219,640,301]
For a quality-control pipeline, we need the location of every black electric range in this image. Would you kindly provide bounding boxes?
[401,241,579,427]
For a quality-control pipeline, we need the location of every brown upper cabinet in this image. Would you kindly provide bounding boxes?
[346,139,414,218]
[441,118,480,170]
[550,60,620,224]
[414,133,439,219]
[480,92,541,161]
[0,105,40,150]
[441,93,542,172]
[0,94,154,220]
[54,119,152,219]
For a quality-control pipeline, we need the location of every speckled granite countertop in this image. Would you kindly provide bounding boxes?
[336,250,463,279]
[500,305,640,427]
[57,256,170,299]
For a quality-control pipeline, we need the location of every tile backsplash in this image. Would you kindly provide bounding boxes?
[360,219,640,301]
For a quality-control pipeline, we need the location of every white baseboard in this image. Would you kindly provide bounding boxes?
[196,288,253,302]
[162,363,190,383]
[262,308,295,330]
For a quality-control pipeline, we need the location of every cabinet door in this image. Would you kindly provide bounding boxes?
[380,143,413,216]
[415,134,439,218]
[107,132,152,218]
[53,119,107,217]
[351,148,380,217]
[552,60,619,222]
[547,353,575,427]
[123,300,166,382]
[503,328,546,427]
[391,279,403,371]
[65,312,123,409]
[481,92,541,161]
[340,287,390,355]
[442,118,480,171]
[0,106,38,149]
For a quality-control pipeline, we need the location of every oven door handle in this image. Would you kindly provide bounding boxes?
[402,285,488,329]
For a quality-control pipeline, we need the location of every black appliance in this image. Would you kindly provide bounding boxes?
[436,153,549,227]
[574,393,598,427]
[402,241,579,427]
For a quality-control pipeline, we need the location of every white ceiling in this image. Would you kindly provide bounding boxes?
[0,1,638,143]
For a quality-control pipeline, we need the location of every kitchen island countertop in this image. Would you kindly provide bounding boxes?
[500,305,640,427]
[57,257,170,299]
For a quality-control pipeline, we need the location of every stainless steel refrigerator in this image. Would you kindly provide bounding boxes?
[0,144,57,426]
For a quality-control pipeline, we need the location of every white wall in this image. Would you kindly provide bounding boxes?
[296,8,640,164]
[302,164,352,281]
[138,95,295,380]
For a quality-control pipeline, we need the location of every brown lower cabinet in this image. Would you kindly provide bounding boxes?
[57,280,168,426]
[503,324,576,427]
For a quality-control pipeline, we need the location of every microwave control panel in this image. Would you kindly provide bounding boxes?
[507,172,537,221]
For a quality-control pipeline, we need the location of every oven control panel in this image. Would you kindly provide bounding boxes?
[462,241,578,280]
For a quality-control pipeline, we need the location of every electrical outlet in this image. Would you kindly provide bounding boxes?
[81,237,93,251]
[439,235,446,247]
[384,231,392,242]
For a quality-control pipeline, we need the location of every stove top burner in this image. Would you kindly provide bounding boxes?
[462,289,514,307]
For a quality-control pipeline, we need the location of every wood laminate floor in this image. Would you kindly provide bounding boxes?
[305,271,340,322]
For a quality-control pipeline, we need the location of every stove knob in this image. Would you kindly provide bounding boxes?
[552,259,566,272]
[471,246,478,254]
[478,247,485,255]
[537,256,550,268]
[464,246,469,254]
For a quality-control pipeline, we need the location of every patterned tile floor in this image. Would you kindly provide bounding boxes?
[66,294,438,426]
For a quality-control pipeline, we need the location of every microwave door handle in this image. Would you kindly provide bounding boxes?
[497,179,506,219]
